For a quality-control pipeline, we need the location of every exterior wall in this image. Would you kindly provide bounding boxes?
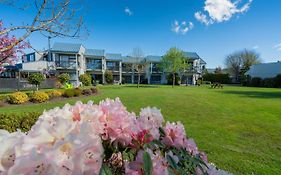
[22,61,56,71]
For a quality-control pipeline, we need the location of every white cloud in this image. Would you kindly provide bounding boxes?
[172,20,194,35]
[274,43,281,51]
[195,0,253,25]
[125,7,133,16]
[252,45,259,50]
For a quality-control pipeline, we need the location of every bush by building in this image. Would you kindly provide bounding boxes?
[167,73,180,85]
[8,92,29,104]
[203,73,230,84]
[246,74,281,88]
[57,73,70,84]
[105,70,113,84]
[79,74,92,86]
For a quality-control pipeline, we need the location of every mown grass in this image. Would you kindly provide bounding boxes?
[0,85,281,174]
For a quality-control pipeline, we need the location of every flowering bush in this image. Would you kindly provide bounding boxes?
[47,90,63,99]
[0,98,228,175]
[29,91,49,103]
[7,92,29,104]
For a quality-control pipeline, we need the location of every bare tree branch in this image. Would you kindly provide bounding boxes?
[0,0,87,63]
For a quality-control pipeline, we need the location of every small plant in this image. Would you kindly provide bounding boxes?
[47,90,62,99]
[27,73,46,91]
[65,82,73,89]
[105,70,113,84]
[82,89,92,96]
[91,87,98,94]
[63,89,75,98]
[8,92,29,104]
[30,91,49,103]
[57,73,70,84]
[79,74,92,86]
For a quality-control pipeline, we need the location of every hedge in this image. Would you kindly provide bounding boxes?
[0,112,41,132]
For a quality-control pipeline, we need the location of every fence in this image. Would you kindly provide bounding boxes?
[0,78,57,91]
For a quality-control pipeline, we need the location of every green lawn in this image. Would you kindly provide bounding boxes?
[1,85,281,174]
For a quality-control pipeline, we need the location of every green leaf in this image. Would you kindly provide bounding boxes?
[159,127,166,137]
[143,151,153,175]
[99,164,113,175]
[166,154,178,170]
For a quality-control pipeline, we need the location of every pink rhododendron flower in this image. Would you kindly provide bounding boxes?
[162,121,187,148]
[136,107,164,140]
[0,130,24,172]
[99,98,136,146]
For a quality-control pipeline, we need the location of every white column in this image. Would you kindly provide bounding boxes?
[119,61,122,84]
[75,54,79,87]
[102,57,106,84]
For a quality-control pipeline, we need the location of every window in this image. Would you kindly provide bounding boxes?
[29,54,35,62]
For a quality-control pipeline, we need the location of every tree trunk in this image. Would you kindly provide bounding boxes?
[36,85,39,91]
[172,73,175,88]
[137,73,140,88]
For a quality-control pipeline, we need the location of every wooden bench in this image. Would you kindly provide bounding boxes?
[211,82,223,89]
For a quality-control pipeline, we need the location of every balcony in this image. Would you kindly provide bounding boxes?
[86,59,102,70]
[56,61,76,69]
[106,61,120,72]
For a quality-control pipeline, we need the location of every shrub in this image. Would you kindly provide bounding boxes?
[57,73,70,84]
[105,70,113,84]
[91,87,98,94]
[0,95,7,101]
[79,74,92,86]
[0,101,5,107]
[65,82,73,89]
[167,73,180,85]
[63,88,81,98]
[203,73,230,84]
[263,78,275,88]
[0,112,40,132]
[8,92,29,104]
[73,88,82,97]
[274,74,281,88]
[82,89,92,96]
[47,90,62,99]
[27,73,46,91]
[30,91,49,103]
[250,77,262,87]
[63,89,75,98]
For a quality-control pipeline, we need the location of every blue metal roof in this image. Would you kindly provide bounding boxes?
[85,49,105,57]
[106,53,122,61]
[145,55,162,62]
[51,42,82,53]
[183,52,200,59]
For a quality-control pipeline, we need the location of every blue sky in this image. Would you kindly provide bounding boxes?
[1,0,281,68]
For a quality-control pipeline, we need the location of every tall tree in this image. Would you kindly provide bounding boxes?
[0,0,86,65]
[160,48,186,88]
[131,48,148,88]
[225,49,261,83]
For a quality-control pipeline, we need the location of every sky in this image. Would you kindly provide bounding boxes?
[1,0,281,68]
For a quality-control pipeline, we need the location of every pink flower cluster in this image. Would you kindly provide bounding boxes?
[0,21,29,71]
[0,98,226,175]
